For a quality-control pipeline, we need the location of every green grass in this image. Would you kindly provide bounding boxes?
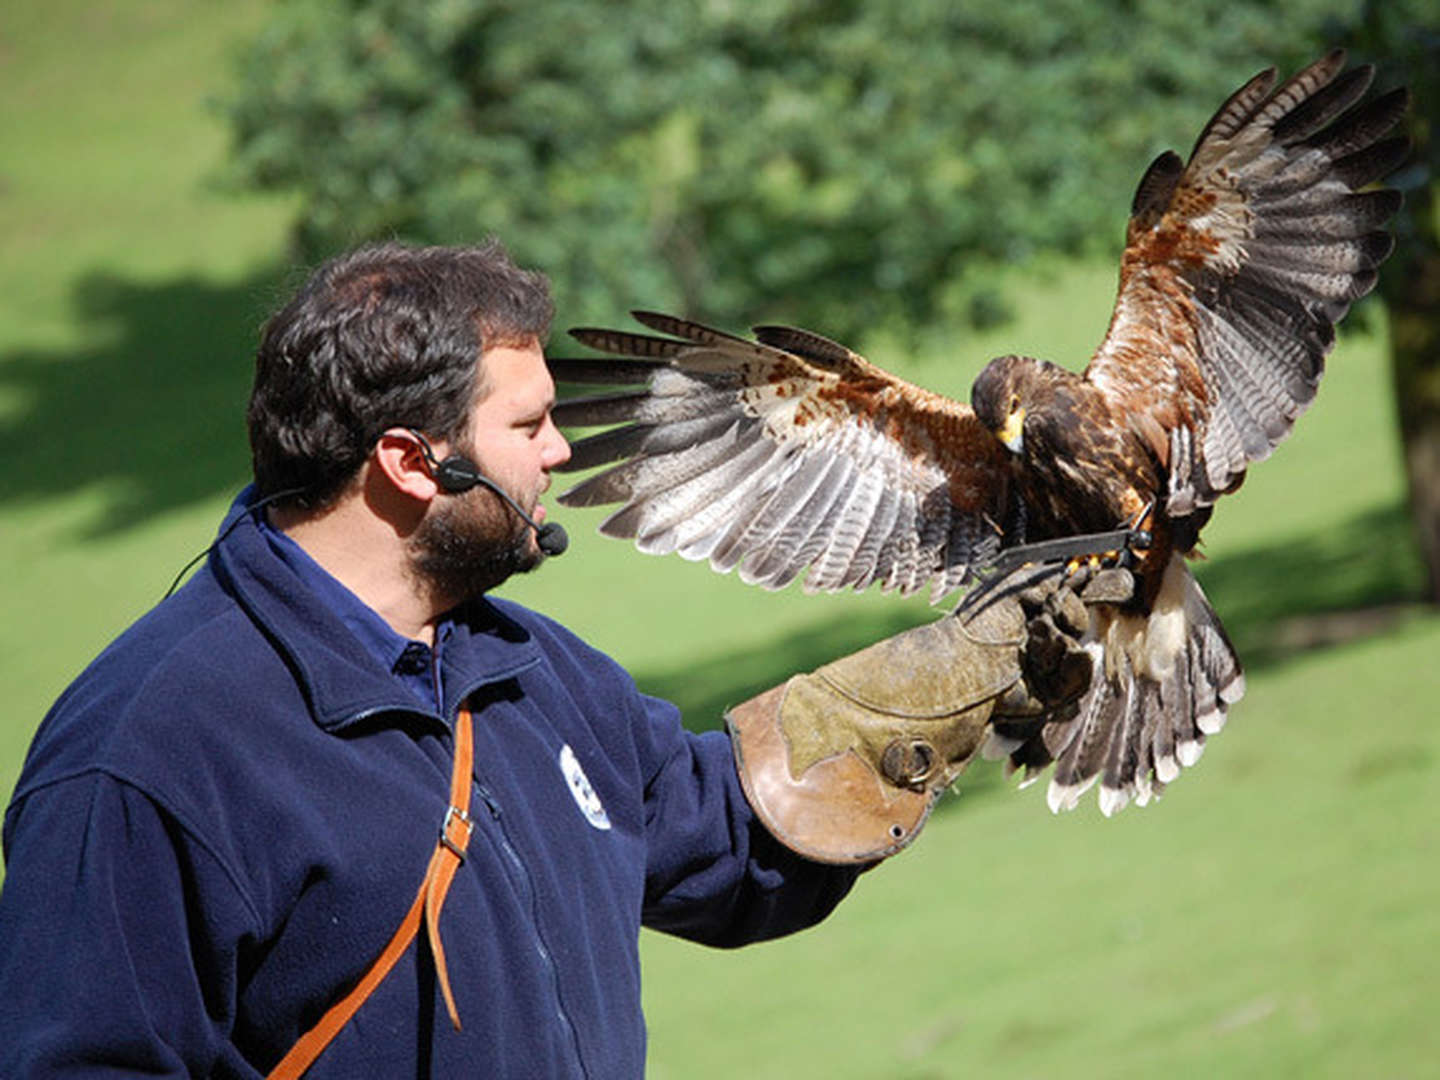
[642,615,1440,1080]
[2,3,1437,1077]
[0,0,296,803]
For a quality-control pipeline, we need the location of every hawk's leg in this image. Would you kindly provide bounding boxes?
[957,525,1147,620]
[1063,501,1155,577]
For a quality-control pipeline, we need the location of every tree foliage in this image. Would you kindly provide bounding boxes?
[219,0,1363,342]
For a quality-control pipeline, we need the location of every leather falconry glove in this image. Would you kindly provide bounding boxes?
[726,566,1134,864]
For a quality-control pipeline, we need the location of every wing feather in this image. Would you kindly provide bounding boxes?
[557,314,1009,598]
[564,410,741,472]
[569,417,752,513]
[751,324,860,369]
[806,459,887,592]
[743,456,857,590]
[1085,51,1407,518]
[547,356,667,385]
[1253,189,1401,245]
[710,451,832,572]
[625,436,784,555]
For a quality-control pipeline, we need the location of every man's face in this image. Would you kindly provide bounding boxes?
[409,339,571,602]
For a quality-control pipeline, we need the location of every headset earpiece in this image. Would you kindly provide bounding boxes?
[432,455,482,494]
[401,428,567,557]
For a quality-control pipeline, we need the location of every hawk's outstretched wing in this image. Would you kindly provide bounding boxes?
[1083,49,1408,517]
[542,53,1407,819]
[550,312,1009,600]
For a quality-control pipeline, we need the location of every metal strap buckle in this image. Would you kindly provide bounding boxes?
[440,804,473,861]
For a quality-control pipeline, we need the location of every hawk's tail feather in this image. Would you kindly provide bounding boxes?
[1001,558,1243,814]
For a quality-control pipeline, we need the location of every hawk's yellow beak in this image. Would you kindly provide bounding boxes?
[998,406,1025,454]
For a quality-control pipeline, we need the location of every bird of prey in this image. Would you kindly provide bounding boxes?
[547,51,1409,815]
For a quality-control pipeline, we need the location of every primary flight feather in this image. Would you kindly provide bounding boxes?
[548,51,1408,816]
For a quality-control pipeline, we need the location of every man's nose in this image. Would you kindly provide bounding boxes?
[542,417,571,470]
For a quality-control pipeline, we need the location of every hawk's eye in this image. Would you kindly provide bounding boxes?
[1008,392,1021,413]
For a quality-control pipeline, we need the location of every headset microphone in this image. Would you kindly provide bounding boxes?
[407,430,569,557]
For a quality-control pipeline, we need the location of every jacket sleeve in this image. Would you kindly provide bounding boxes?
[0,772,259,1077]
[634,692,865,947]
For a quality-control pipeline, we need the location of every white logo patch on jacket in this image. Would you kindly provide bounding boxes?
[559,744,611,831]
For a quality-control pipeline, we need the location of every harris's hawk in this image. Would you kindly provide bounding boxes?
[547,52,1409,815]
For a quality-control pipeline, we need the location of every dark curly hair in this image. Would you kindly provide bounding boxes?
[247,239,553,509]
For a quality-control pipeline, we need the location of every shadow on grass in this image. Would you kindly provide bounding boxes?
[637,606,928,736]
[0,264,296,534]
[641,499,1429,739]
[1194,501,1427,665]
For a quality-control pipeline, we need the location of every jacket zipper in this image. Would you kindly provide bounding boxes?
[475,781,591,1079]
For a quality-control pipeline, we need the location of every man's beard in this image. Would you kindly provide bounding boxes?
[408,491,543,604]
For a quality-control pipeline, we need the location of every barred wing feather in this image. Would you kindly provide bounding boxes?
[1085,49,1408,517]
[551,312,1009,600]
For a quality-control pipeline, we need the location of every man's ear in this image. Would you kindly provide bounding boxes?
[371,430,442,502]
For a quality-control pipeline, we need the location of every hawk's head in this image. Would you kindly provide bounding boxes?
[971,354,1060,455]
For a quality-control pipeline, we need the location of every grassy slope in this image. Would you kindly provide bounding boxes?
[0,0,294,800]
[2,4,1437,1077]
[643,619,1440,1080]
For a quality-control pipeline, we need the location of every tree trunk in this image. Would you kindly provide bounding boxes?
[1344,0,1440,604]
[1383,176,1440,603]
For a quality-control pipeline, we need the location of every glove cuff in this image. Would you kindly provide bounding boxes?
[728,683,934,864]
[726,613,1023,864]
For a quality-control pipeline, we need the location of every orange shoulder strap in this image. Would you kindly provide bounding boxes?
[267,705,476,1080]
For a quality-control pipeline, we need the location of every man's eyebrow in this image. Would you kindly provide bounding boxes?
[519,399,554,423]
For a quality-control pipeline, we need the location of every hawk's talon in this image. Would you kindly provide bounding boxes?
[1072,548,1132,573]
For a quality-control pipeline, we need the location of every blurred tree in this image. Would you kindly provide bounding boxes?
[1343,2,1440,602]
[218,0,1358,342]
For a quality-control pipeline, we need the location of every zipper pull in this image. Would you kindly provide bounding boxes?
[476,783,503,820]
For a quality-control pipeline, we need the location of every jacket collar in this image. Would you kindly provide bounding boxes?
[209,489,542,733]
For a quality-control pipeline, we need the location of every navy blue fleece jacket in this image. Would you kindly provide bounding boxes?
[0,492,858,1077]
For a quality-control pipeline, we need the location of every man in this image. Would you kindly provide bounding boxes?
[0,241,1084,1077]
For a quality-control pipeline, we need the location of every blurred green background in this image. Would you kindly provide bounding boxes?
[3,1,1437,1077]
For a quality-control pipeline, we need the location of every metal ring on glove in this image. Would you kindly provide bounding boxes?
[880,738,939,789]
